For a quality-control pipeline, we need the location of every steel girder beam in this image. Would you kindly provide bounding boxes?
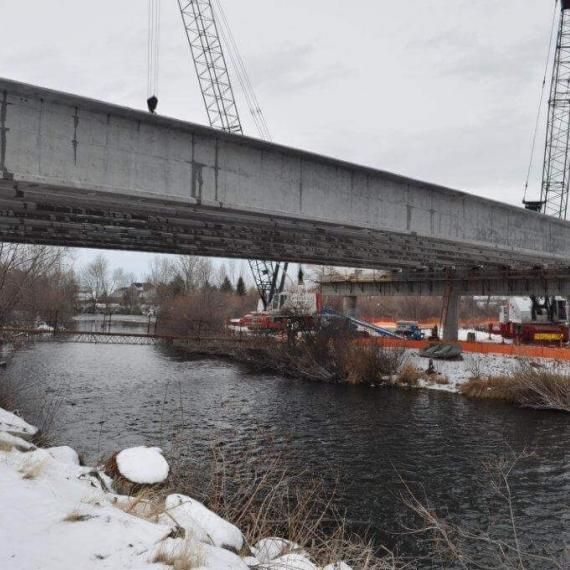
[320,270,570,297]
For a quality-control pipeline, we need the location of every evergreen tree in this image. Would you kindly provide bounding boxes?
[236,276,247,296]
[298,266,305,285]
[220,275,234,293]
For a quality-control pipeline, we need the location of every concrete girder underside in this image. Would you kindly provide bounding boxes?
[0,182,565,272]
[2,77,570,274]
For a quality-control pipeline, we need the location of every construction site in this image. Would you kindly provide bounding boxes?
[1,1,570,569]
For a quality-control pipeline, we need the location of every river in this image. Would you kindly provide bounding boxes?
[2,330,569,566]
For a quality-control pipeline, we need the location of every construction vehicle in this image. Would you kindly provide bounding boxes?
[233,288,322,333]
[395,320,424,340]
[499,296,569,344]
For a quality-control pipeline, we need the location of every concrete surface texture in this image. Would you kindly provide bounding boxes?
[1,77,570,271]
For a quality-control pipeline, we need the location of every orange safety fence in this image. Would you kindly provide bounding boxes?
[359,337,570,361]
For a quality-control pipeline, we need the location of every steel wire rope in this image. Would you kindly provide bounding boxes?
[212,0,272,140]
[523,0,559,202]
[147,0,161,99]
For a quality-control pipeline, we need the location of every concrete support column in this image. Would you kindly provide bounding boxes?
[342,295,358,318]
[442,293,460,342]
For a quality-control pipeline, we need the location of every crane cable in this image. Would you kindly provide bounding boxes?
[147,0,161,113]
[523,0,559,202]
[212,0,272,141]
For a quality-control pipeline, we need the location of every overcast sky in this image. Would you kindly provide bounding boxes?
[0,0,557,279]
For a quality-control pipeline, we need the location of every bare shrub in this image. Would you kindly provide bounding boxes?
[158,289,255,337]
[460,367,570,412]
[514,366,570,412]
[401,452,567,569]
[341,344,405,385]
[460,376,518,401]
[394,362,426,387]
[164,443,402,569]
[432,375,450,386]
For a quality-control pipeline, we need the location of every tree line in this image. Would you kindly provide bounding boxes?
[0,244,500,331]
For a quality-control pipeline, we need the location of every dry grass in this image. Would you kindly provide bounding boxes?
[394,363,424,387]
[162,443,403,569]
[460,366,570,412]
[113,489,166,523]
[341,344,405,385]
[431,375,450,385]
[0,440,14,452]
[153,540,205,570]
[63,510,94,523]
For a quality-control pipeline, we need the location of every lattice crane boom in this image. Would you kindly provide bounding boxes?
[176,0,287,308]
[540,0,570,219]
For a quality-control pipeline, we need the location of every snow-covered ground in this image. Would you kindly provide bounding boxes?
[404,349,570,393]
[0,407,351,570]
[457,328,506,344]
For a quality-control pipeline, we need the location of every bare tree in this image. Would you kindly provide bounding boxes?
[147,256,177,287]
[81,254,117,310]
[175,255,213,292]
[0,244,68,323]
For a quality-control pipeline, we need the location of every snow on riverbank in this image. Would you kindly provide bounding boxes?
[0,407,351,570]
[404,349,570,393]
[0,407,38,437]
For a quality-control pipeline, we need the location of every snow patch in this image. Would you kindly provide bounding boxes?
[162,493,244,551]
[155,537,249,569]
[116,446,169,484]
[0,407,38,437]
[252,538,306,563]
[405,348,570,393]
[0,431,36,451]
[263,553,317,569]
[47,446,80,465]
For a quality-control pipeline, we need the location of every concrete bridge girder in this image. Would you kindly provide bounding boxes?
[326,273,570,342]
[321,275,570,298]
[1,78,570,272]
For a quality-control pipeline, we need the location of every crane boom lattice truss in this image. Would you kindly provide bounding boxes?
[177,0,241,133]
[540,1,570,219]
[177,0,287,308]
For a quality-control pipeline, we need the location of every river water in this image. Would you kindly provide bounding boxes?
[2,332,569,565]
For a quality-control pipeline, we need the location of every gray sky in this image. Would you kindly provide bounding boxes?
[0,0,556,278]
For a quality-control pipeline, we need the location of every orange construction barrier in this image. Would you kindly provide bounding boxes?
[360,337,570,361]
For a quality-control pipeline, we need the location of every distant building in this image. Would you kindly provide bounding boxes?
[77,286,94,303]
[115,282,155,303]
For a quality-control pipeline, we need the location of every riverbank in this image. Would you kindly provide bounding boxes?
[1,341,568,567]
[0,405,391,570]
[171,337,570,411]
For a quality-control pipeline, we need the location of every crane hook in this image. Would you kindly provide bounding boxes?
[147,95,158,114]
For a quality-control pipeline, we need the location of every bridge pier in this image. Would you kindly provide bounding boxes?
[342,295,358,318]
[442,292,460,342]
